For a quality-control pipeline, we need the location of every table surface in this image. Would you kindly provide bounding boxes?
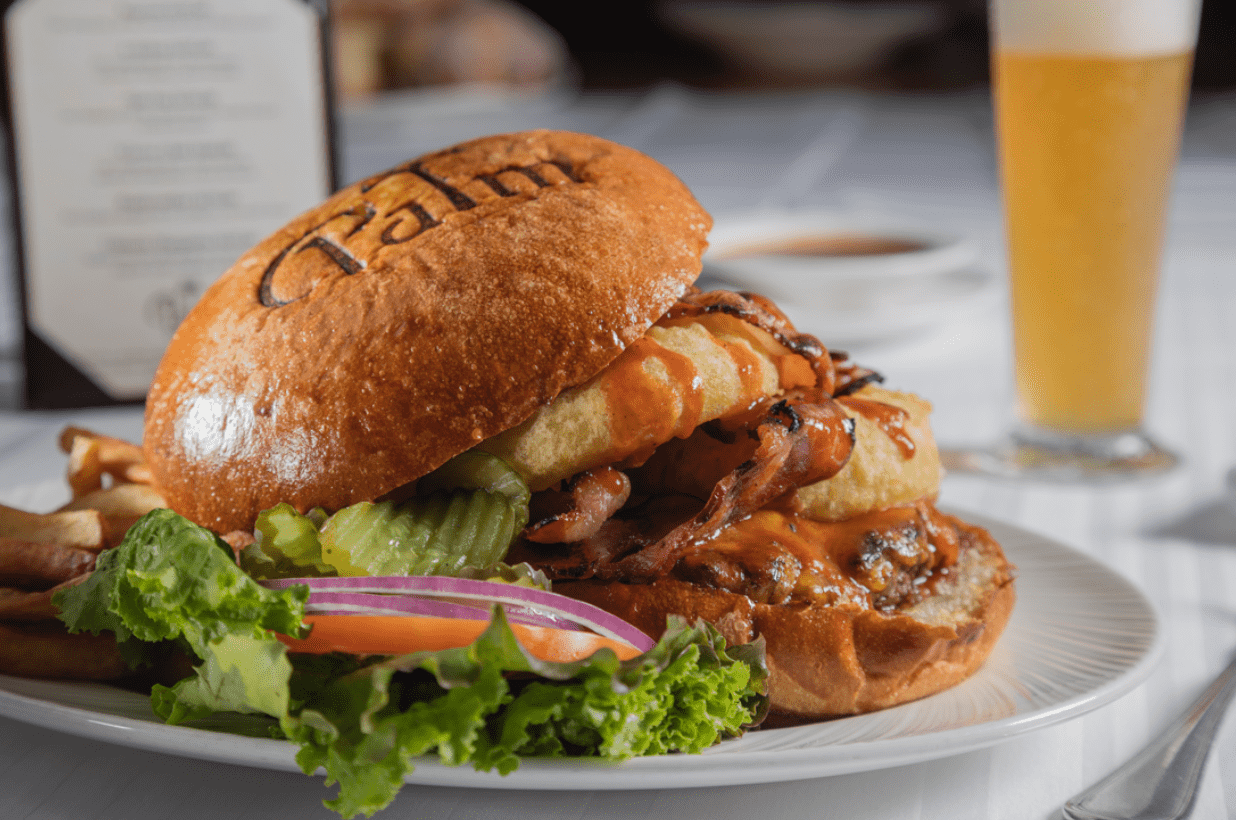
[2,84,1236,820]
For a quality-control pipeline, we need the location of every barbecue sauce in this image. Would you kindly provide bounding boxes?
[682,502,959,610]
[838,395,916,458]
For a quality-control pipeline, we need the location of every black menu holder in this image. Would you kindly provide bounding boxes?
[1,0,337,408]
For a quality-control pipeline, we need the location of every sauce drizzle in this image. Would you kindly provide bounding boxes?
[598,337,705,467]
[838,396,915,458]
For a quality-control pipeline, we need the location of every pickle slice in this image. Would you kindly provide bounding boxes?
[325,501,413,576]
[418,450,531,520]
[240,503,335,579]
[457,561,552,590]
[319,487,526,578]
[246,452,532,580]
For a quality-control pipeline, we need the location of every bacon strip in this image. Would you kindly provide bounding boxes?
[595,395,854,583]
[833,359,884,397]
[515,291,881,583]
[520,394,856,584]
[525,467,632,544]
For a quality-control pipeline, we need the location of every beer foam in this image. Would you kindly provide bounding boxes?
[993,0,1201,55]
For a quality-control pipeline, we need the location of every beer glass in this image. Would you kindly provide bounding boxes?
[962,0,1201,480]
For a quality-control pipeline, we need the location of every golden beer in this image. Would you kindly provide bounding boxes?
[994,50,1193,433]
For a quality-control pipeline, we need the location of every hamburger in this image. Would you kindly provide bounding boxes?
[137,129,1013,728]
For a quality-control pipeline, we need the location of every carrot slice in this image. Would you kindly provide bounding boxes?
[277,614,644,662]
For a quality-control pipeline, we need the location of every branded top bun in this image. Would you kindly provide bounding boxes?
[144,131,711,534]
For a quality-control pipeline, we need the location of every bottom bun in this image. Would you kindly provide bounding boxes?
[555,513,1015,724]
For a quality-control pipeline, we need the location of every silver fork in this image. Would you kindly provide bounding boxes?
[1063,652,1236,820]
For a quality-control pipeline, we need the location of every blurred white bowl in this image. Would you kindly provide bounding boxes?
[706,209,978,289]
[659,0,947,81]
[703,209,996,348]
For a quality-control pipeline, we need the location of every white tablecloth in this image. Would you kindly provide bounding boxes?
[2,85,1235,819]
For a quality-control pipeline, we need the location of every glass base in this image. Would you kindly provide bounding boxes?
[941,425,1179,483]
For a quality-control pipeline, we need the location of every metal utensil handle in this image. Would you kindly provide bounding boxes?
[1063,652,1236,820]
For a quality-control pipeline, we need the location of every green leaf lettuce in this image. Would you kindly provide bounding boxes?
[55,509,769,819]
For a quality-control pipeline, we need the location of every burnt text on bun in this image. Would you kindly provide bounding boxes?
[144,131,712,534]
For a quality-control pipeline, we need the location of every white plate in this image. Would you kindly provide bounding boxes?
[0,513,1160,791]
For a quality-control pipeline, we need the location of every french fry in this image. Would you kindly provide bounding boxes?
[58,426,144,463]
[65,435,105,497]
[59,483,167,546]
[0,504,106,552]
[0,574,89,621]
[0,538,96,588]
[119,462,154,485]
[0,429,161,682]
[0,586,61,621]
[0,620,128,680]
[59,482,166,517]
[59,427,153,498]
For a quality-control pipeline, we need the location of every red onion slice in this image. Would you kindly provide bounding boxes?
[304,591,579,631]
[262,575,655,652]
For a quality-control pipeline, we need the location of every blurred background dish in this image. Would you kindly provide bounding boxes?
[332,0,573,102]
[702,209,995,348]
[770,267,995,349]
[657,0,949,85]
[706,209,979,281]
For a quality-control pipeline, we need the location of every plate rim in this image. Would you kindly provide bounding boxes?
[0,511,1163,791]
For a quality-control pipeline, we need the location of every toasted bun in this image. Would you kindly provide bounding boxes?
[144,131,711,533]
[554,513,1015,723]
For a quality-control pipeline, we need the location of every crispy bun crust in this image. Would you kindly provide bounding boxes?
[144,131,711,533]
[555,514,1015,722]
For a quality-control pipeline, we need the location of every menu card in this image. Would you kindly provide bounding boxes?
[2,0,335,407]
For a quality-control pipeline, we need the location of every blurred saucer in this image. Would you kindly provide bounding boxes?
[705,209,979,286]
[703,209,996,348]
[771,268,996,349]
